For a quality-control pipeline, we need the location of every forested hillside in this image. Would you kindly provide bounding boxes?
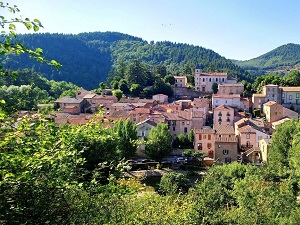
[0,32,252,89]
[234,43,300,75]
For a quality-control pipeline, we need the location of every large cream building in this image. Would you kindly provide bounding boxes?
[194,65,237,93]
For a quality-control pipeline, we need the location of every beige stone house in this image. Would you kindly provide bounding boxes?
[174,76,188,87]
[214,124,238,163]
[218,83,244,95]
[194,127,215,158]
[213,105,234,126]
[136,119,157,157]
[152,94,168,104]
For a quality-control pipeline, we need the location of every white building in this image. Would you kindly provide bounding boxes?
[194,65,237,93]
[212,94,241,109]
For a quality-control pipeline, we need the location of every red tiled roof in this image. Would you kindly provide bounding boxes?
[214,104,234,110]
[263,101,277,106]
[213,124,235,134]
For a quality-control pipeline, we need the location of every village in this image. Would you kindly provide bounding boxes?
[49,65,300,166]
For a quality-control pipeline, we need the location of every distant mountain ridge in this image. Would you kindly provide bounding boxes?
[233,43,300,75]
[1,31,251,89]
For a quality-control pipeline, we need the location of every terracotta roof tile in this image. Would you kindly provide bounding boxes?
[214,124,235,134]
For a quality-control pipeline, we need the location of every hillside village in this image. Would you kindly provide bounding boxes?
[49,65,300,165]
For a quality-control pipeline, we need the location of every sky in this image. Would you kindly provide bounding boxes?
[3,0,300,60]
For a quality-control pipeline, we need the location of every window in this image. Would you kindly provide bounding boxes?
[218,144,221,148]
[225,158,232,163]
[209,78,211,82]
[216,100,219,103]
[222,78,225,82]
[207,143,212,149]
[197,143,202,150]
[208,134,211,140]
[199,134,202,140]
[297,93,299,98]
[246,141,250,147]
[187,121,190,125]
[219,135,221,138]
[184,127,187,133]
[289,95,292,100]
[223,149,229,155]
[218,112,222,116]
[246,134,250,139]
[141,131,145,137]
[182,121,185,125]
[173,127,175,131]
[282,93,285,98]
[216,78,218,82]
[203,135,206,139]
[203,78,205,82]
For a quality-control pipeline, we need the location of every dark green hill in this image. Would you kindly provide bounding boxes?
[233,43,300,74]
[1,32,251,89]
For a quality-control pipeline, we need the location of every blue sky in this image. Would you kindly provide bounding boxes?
[4,0,300,60]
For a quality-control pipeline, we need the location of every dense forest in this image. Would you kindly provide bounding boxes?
[234,43,300,75]
[0,69,79,114]
[0,32,253,89]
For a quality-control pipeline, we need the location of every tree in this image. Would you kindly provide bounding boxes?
[212,82,218,94]
[159,172,190,195]
[173,134,188,148]
[113,119,138,159]
[164,75,175,85]
[118,79,130,94]
[130,83,142,97]
[113,89,123,101]
[0,116,83,224]
[145,123,172,162]
[0,2,61,72]
[125,60,147,86]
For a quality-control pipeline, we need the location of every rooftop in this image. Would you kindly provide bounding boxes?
[212,94,240,98]
[54,96,84,104]
[214,124,235,134]
[214,104,234,111]
[280,86,300,92]
[200,72,228,76]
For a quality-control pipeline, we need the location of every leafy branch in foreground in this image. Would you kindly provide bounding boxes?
[0,2,62,71]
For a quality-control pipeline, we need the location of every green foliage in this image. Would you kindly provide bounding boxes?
[234,43,300,73]
[164,74,175,85]
[0,69,79,114]
[113,119,138,159]
[0,116,83,224]
[130,83,142,97]
[0,2,61,71]
[212,82,218,94]
[145,123,172,162]
[1,32,252,89]
[113,89,123,101]
[182,149,193,157]
[159,172,190,195]
[253,108,261,117]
